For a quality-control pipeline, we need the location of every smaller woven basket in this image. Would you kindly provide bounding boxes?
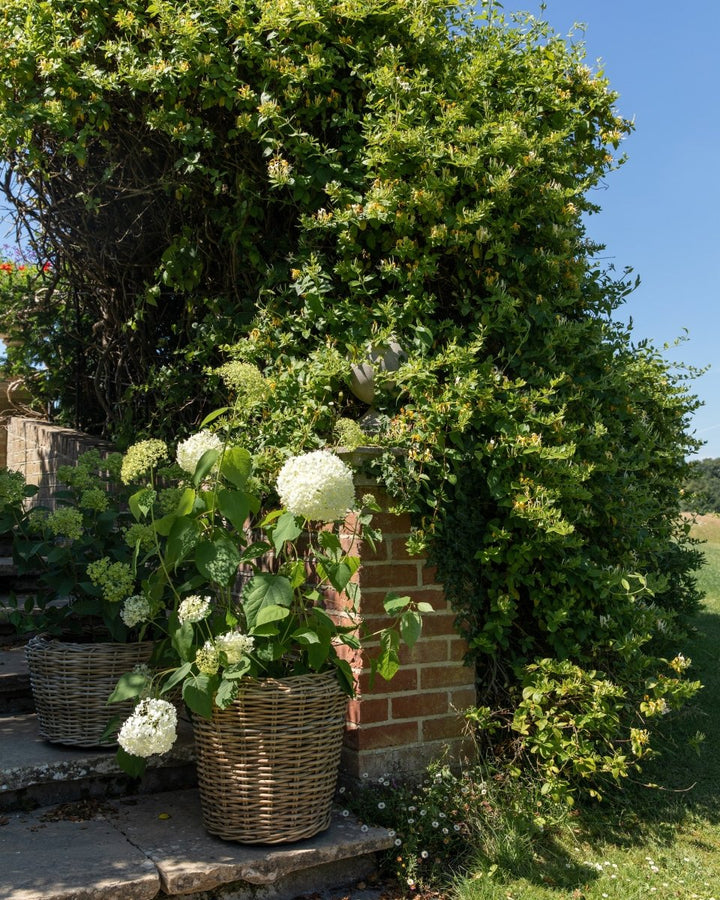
[26,635,153,747]
[193,670,348,844]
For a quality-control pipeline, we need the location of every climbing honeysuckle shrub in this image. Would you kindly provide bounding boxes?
[110,423,431,774]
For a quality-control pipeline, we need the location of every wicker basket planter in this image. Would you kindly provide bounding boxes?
[192,670,348,844]
[26,635,154,747]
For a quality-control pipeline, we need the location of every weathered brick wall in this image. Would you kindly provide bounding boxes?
[0,383,32,469]
[336,476,476,780]
[5,417,113,507]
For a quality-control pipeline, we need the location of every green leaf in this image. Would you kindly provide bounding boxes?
[384,593,412,615]
[161,661,193,694]
[292,628,320,645]
[255,604,290,627]
[116,746,147,778]
[217,489,250,533]
[243,573,293,631]
[199,407,230,428]
[192,449,220,486]
[174,487,197,517]
[400,610,422,648]
[129,489,156,521]
[271,511,303,553]
[318,530,342,555]
[215,678,237,709]
[195,537,241,586]
[238,540,273,564]
[220,446,252,489]
[166,517,201,567]
[183,674,217,719]
[108,672,149,703]
[171,620,195,663]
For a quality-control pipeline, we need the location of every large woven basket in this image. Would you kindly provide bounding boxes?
[26,635,154,747]
[192,670,348,844]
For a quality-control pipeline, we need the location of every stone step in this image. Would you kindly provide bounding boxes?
[0,712,197,812]
[0,788,393,900]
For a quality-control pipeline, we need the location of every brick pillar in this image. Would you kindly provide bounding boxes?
[337,475,476,781]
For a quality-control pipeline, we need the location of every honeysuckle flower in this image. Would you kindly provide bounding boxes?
[117,698,177,758]
[276,450,354,522]
[215,631,255,663]
[176,430,223,475]
[178,594,211,624]
[120,594,152,628]
[121,439,169,484]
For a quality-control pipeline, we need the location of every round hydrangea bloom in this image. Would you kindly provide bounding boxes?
[276,450,354,522]
[176,430,223,475]
[120,595,152,628]
[46,507,84,541]
[178,595,211,624]
[195,641,220,675]
[120,439,169,484]
[86,557,135,604]
[118,698,178,758]
[216,631,255,664]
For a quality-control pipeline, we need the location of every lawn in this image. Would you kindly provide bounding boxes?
[449,515,720,900]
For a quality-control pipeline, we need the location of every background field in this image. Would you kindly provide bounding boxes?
[452,515,720,900]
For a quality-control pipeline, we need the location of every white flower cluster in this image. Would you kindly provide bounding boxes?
[118,698,177,758]
[216,631,255,664]
[120,594,152,628]
[276,450,354,522]
[178,594,211,624]
[176,430,223,475]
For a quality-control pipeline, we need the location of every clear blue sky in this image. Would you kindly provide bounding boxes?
[532,0,720,457]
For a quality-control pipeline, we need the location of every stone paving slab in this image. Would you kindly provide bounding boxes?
[0,713,196,794]
[0,808,160,900]
[109,789,394,897]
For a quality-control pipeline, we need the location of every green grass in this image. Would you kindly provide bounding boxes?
[449,518,720,900]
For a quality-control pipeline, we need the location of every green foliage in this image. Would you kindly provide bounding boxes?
[0,0,702,796]
[682,457,720,513]
[0,450,157,640]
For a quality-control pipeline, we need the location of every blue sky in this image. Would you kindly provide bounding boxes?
[533,0,720,457]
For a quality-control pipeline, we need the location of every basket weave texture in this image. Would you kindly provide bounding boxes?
[26,635,153,747]
[193,670,348,844]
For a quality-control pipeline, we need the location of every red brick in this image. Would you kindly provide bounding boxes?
[421,714,466,741]
[451,687,477,710]
[421,565,440,586]
[389,538,425,562]
[347,697,389,725]
[419,612,461,638]
[343,720,420,751]
[370,511,413,534]
[399,638,450,666]
[392,691,451,719]
[420,664,476,690]
[358,562,420,590]
[355,537,388,562]
[449,638,469,662]
[358,666,418,695]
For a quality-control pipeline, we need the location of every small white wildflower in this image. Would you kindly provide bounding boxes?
[453,824,461,832]
[215,631,255,664]
[176,430,223,475]
[377,802,386,809]
[120,594,152,628]
[276,450,354,522]
[342,809,350,817]
[118,698,177,758]
[407,818,415,824]
[387,829,396,837]
[432,820,439,828]
[338,786,346,794]
[360,824,368,832]
[442,827,449,835]
[421,850,429,859]
[177,595,211,624]
[394,838,402,846]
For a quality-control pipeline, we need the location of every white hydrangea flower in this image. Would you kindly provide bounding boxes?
[120,594,152,628]
[176,430,223,475]
[117,698,177,758]
[276,450,354,522]
[216,631,255,664]
[178,594,211,624]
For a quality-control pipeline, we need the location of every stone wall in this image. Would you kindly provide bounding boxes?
[0,383,33,470]
[5,417,113,507]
